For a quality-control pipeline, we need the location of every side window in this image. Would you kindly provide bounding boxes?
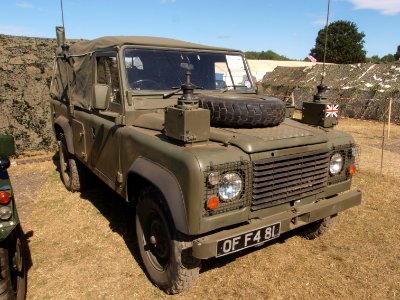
[96,54,121,104]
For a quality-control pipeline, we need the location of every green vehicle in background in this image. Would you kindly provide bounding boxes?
[0,135,26,300]
[50,31,361,294]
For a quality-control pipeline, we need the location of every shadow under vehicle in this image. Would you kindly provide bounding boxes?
[0,135,27,300]
[50,32,361,294]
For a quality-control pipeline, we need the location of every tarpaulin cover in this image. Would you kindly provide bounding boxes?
[50,49,94,109]
[50,36,239,109]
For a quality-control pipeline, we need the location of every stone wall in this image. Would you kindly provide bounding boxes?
[0,35,57,153]
[262,63,400,123]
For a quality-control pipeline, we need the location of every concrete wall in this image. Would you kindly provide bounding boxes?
[247,60,318,81]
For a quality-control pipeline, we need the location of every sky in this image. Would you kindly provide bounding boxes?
[0,0,399,60]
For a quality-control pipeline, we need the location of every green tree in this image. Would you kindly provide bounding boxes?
[245,50,289,61]
[395,45,400,61]
[381,54,395,62]
[366,55,381,63]
[310,20,366,64]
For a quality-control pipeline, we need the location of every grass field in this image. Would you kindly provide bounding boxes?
[9,118,400,299]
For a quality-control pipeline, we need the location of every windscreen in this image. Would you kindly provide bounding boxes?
[124,49,253,91]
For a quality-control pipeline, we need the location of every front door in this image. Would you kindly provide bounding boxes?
[88,50,123,187]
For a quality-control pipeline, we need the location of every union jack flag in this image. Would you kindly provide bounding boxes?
[326,104,339,118]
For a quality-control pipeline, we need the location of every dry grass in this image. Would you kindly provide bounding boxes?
[8,119,400,299]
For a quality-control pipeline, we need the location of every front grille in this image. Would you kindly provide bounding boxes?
[252,149,330,211]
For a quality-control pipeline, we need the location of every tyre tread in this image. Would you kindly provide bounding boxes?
[199,96,285,127]
[137,187,200,295]
[59,135,87,192]
[301,215,337,240]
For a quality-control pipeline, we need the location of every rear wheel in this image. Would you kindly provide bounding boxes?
[0,225,27,300]
[135,187,200,294]
[300,215,337,240]
[58,135,86,192]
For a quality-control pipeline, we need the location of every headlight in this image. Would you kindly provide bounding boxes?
[218,172,243,201]
[0,158,10,171]
[329,153,343,175]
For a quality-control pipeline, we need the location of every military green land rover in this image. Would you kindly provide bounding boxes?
[50,33,361,294]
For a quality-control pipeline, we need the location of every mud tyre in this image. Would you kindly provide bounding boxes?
[58,135,86,192]
[198,95,285,127]
[301,215,337,240]
[135,187,200,294]
[0,225,27,300]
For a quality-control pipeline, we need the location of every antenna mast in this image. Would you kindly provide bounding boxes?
[61,0,66,30]
[302,0,338,128]
[321,0,331,84]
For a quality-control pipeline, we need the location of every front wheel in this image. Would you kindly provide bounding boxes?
[135,187,200,294]
[300,215,337,240]
[0,225,27,300]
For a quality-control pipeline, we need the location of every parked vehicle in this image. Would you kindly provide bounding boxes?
[0,135,26,299]
[50,34,361,294]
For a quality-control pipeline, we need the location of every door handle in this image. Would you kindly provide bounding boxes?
[91,127,96,138]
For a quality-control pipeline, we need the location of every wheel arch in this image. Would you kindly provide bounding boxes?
[126,157,189,234]
[54,116,74,154]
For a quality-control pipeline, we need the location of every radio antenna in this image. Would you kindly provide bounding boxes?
[61,0,66,29]
[56,0,67,47]
[321,0,331,84]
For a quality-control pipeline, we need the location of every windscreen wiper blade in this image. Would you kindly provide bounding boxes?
[163,84,203,99]
[163,87,182,99]
[221,85,248,93]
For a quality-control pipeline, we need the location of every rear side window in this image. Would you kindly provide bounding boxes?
[96,54,121,104]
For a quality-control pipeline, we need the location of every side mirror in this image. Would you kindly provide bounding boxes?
[0,135,15,157]
[94,84,110,110]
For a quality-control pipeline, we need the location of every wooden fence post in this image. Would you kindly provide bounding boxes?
[387,97,392,138]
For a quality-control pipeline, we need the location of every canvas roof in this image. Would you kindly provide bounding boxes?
[68,36,239,56]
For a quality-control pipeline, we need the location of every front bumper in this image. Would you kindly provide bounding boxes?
[192,189,361,259]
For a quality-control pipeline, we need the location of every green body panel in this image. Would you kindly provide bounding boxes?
[302,101,338,127]
[0,135,15,157]
[0,135,19,241]
[0,172,19,241]
[50,36,361,239]
[192,189,362,259]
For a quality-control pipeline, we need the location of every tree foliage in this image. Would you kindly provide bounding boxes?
[381,54,396,62]
[310,20,366,64]
[366,45,400,63]
[245,50,289,61]
[366,55,380,63]
[395,45,400,61]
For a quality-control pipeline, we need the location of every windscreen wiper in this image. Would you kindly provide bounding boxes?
[163,85,203,99]
[163,87,182,99]
[221,85,248,93]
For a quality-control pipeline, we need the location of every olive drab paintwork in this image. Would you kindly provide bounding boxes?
[50,36,361,261]
[0,135,15,158]
[0,135,20,240]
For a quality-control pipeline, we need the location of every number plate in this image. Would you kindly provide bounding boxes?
[216,222,281,257]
